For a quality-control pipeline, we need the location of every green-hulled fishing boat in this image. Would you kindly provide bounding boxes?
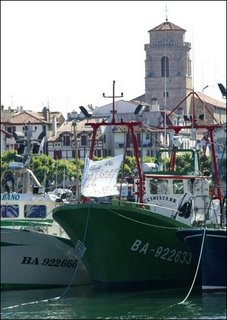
[53,81,223,291]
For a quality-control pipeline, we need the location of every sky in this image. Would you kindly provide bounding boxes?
[1,1,226,118]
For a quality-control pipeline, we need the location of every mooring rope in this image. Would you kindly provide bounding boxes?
[152,227,207,317]
[2,205,91,310]
[52,205,91,300]
[178,227,206,304]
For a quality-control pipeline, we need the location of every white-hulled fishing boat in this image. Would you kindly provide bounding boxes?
[1,130,91,290]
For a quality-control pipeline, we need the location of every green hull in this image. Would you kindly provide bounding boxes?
[53,201,198,291]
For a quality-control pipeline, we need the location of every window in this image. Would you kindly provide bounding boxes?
[158,180,169,194]
[161,56,169,77]
[126,133,131,147]
[81,135,87,146]
[150,179,169,194]
[173,180,184,194]
[163,91,169,97]
[97,149,102,157]
[1,205,19,218]
[150,179,158,194]
[63,135,70,146]
[24,205,46,218]
[6,126,15,133]
[54,150,62,159]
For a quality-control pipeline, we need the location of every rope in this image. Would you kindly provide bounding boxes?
[107,207,180,230]
[178,227,206,304]
[16,192,91,299]
[2,205,91,310]
[52,205,91,300]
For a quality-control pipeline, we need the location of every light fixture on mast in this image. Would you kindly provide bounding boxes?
[217,83,226,99]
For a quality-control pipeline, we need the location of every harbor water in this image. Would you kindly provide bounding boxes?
[1,285,226,319]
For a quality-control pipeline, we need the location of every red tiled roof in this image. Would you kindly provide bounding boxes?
[10,111,47,124]
[196,92,226,108]
[37,111,62,119]
[48,119,96,142]
[149,21,185,32]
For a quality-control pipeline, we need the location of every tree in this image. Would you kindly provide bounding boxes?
[30,154,55,189]
[0,149,17,171]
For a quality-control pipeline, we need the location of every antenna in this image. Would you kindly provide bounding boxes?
[191,27,195,91]
[164,3,168,148]
[103,80,123,123]
[165,2,168,22]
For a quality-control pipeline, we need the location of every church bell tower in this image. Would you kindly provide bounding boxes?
[144,19,192,113]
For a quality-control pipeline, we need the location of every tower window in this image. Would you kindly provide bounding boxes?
[161,56,169,77]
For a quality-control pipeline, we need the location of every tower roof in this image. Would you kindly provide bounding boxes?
[149,21,185,32]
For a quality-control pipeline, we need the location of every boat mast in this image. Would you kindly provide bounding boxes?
[86,81,144,203]
[103,80,123,124]
[157,91,222,201]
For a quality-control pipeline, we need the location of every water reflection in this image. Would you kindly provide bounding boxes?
[1,286,226,319]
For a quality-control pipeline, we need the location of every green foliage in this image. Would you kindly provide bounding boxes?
[0,150,17,171]
[0,151,80,190]
[30,154,55,185]
[120,163,131,176]
[54,159,76,186]
[200,153,211,173]
[175,152,194,174]
[0,149,215,191]
[93,156,104,161]
[28,155,84,189]
[142,156,156,163]
[155,151,202,174]
[125,156,136,168]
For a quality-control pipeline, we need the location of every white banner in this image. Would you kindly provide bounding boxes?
[81,155,123,197]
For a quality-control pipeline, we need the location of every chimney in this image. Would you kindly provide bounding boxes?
[42,107,50,122]
[150,98,160,111]
[52,115,57,136]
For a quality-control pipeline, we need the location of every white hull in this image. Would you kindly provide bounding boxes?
[1,228,91,290]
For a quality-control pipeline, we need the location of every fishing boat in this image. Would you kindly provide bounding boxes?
[1,129,91,290]
[53,81,225,291]
[177,228,226,292]
[177,123,227,293]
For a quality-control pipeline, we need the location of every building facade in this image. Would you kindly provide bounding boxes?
[1,20,226,161]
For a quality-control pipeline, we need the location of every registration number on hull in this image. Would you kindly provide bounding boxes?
[21,256,78,268]
[130,239,192,265]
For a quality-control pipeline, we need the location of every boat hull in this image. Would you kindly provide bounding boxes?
[177,228,226,292]
[1,228,91,290]
[53,202,198,291]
